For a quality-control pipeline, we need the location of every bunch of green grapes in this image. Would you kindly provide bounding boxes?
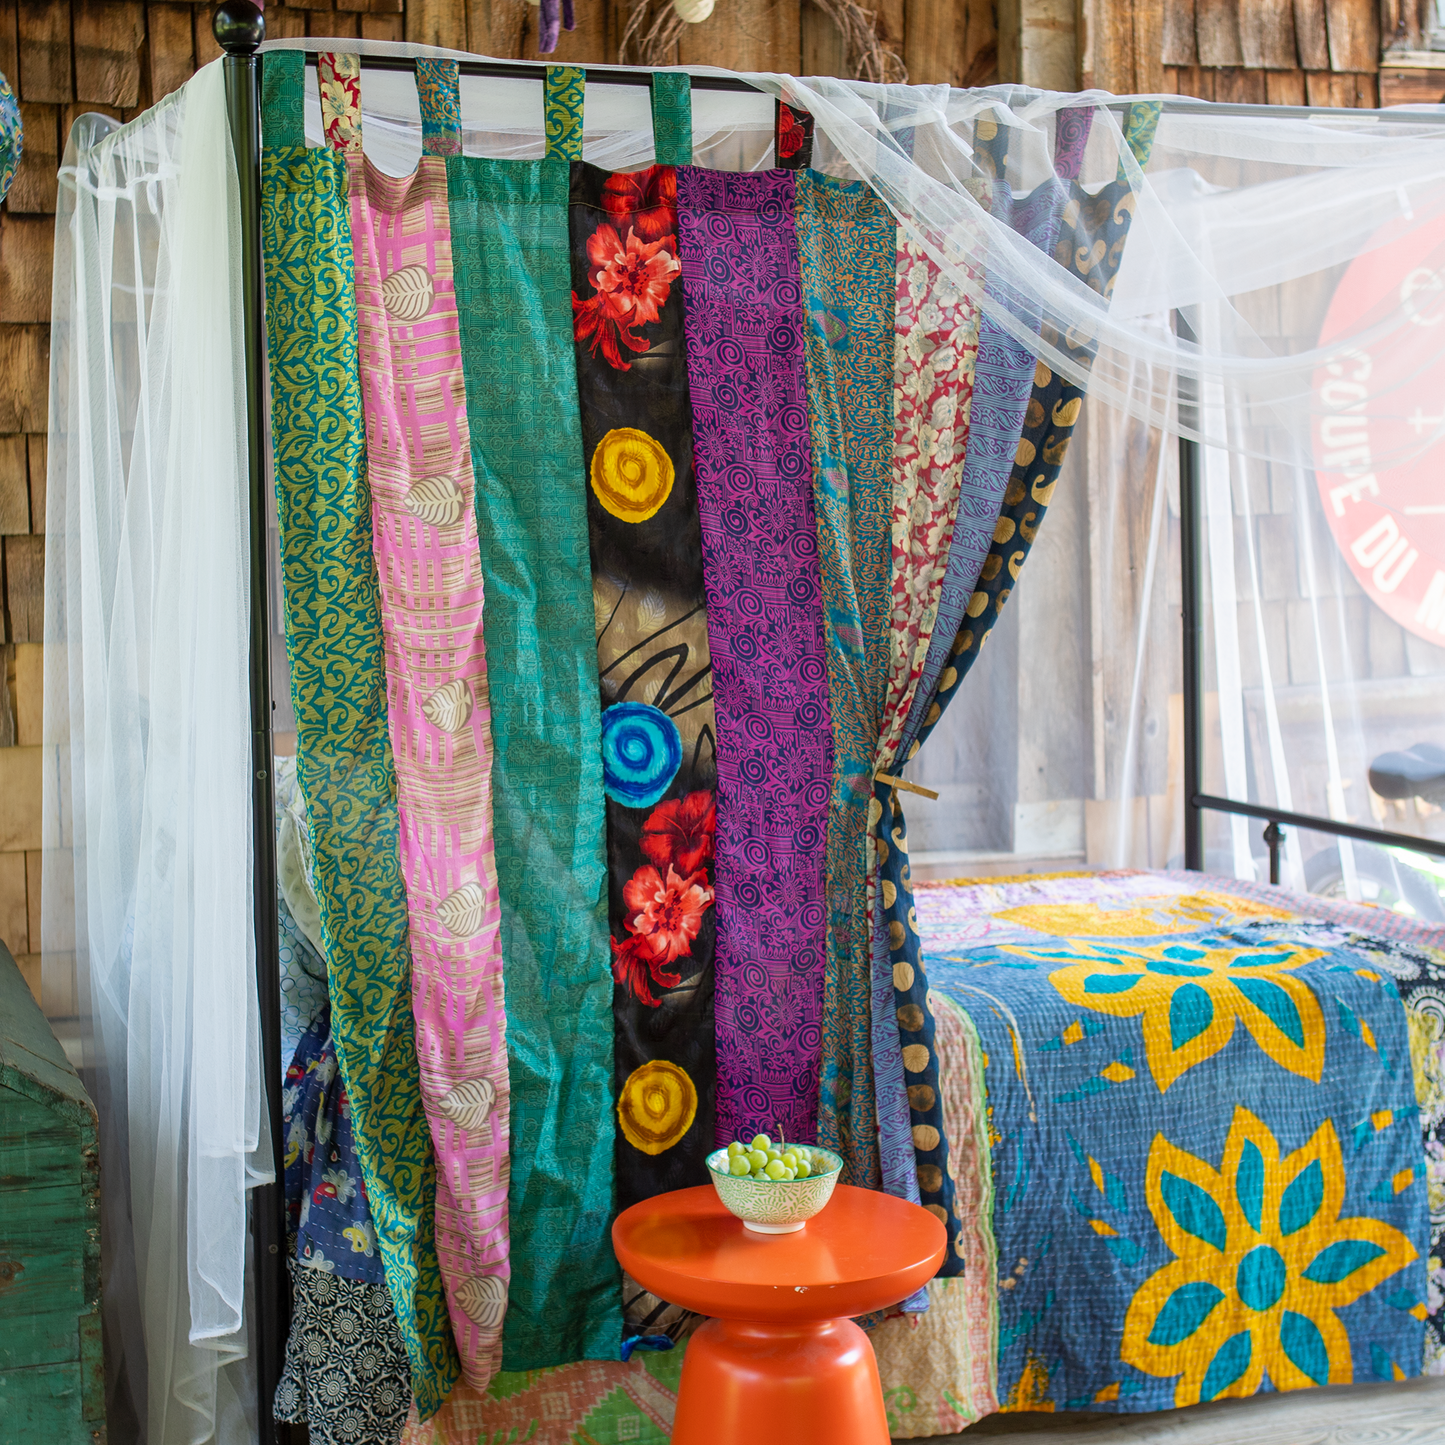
[722,1134,821,1180]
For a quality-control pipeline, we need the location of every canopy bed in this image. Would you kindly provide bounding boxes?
[37,2,1445,1440]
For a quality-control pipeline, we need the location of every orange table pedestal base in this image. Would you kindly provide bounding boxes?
[671,1317,890,1445]
[613,1185,945,1445]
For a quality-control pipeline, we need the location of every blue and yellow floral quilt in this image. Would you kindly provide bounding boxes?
[919,870,1434,1415]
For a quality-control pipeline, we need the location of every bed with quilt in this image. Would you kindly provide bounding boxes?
[404,868,1445,1443]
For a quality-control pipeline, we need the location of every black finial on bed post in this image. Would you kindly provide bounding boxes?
[214,0,265,54]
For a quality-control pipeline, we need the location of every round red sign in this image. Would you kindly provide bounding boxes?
[1313,215,1445,645]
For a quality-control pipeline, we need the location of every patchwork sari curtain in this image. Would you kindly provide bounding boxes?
[260,49,458,1417]
[882,104,1164,1275]
[675,167,833,1149]
[797,171,898,1189]
[322,54,514,1389]
[869,108,1089,1233]
[447,66,619,1373]
[866,165,989,1215]
[568,74,720,1339]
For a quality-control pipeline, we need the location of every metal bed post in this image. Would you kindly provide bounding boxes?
[214,2,286,1437]
[1175,308,1205,872]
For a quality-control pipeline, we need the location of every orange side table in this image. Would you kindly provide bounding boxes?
[612,1183,946,1445]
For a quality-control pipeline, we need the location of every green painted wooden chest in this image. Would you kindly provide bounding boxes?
[0,940,104,1443]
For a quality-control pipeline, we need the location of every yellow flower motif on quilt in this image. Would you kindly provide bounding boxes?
[1024,934,1326,1092]
[1122,1108,1417,1407]
[591,427,674,523]
[998,891,1291,940]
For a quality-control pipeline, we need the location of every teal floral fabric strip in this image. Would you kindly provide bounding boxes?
[796,171,897,1190]
[447,151,620,1373]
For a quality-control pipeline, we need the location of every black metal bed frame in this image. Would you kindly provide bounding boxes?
[205,3,1445,1432]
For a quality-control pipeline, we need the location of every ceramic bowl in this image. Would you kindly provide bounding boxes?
[704,1145,844,1234]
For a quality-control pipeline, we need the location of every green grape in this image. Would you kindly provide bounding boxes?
[749,1134,772,1152]
[727,1141,745,1159]
[747,1149,768,1172]
[781,1150,798,1168]
[765,1148,782,1164]
[729,1154,751,1177]
[764,1159,788,1180]
[794,1159,811,1178]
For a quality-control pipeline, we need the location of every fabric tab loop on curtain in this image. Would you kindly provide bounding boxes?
[418,57,462,156]
[650,72,692,167]
[545,66,584,162]
[261,49,304,151]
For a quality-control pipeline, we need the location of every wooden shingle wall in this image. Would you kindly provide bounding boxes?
[1159,0,1383,105]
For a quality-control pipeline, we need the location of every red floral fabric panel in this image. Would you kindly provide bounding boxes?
[568,161,717,1344]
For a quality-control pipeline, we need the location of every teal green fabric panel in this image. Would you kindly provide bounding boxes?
[261,139,458,1415]
[261,50,304,150]
[447,154,619,1372]
[650,73,692,165]
[796,171,897,1190]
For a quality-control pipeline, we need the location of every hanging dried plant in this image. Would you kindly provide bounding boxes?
[618,0,905,83]
[618,0,690,68]
[807,0,906,84]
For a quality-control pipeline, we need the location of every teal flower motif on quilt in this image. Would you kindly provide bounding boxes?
[1121,1106,1418,1407]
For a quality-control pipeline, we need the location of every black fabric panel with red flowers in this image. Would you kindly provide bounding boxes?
[568,161,719,1228]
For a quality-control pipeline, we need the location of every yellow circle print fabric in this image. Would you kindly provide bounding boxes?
[617,1059,697,1155]
[590,427,674,523]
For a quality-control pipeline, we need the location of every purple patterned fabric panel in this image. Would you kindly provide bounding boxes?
[1054,107,1094,181]
[676,167,834,1147]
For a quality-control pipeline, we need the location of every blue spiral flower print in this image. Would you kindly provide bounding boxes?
[601,702,682,809]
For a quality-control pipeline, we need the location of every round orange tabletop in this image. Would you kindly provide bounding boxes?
[613,1183,946,1321]
[612,1184,947,1445]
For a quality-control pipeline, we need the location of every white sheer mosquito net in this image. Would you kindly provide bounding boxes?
[40,35,1445,1443]
[42,59,268,1445]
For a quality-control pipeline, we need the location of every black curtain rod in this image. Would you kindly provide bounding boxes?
[296,56,1445,125]
[300,50,767,93]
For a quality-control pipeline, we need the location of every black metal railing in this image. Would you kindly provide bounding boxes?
[1195,792,1445,886]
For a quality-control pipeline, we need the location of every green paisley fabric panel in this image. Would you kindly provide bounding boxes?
[888,101,1164,1277]
[260,113,458,1418]
[649,72,692,165]
[261,50,304,148]
[1119,101,1160,180]
[447,155,619,1373]
[796,171,897,1189]
[545,66,584,162]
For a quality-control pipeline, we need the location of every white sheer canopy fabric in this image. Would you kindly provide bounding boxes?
[42,59,267,1444]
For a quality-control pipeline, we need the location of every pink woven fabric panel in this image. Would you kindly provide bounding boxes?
[347,149,510,1387]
